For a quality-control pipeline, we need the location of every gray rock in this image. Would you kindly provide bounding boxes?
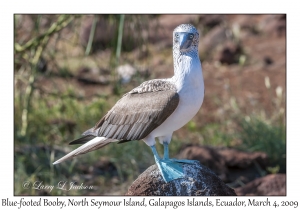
[126,161,236,196]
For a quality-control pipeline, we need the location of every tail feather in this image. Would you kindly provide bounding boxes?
[69,135,95,145]
[53,137,117,165]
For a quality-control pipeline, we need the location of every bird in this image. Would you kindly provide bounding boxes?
[53,23,205,183]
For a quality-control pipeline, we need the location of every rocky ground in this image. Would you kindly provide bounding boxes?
[177,145,285,195]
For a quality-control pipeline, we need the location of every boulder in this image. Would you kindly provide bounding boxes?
[126,161,236,196]
[235,174,286,196]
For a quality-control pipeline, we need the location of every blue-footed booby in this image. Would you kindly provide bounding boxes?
[53,24,204,182]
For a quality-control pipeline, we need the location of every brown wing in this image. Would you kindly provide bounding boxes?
[90,90,179,141]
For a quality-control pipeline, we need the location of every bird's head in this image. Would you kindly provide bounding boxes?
[173,24,199,53]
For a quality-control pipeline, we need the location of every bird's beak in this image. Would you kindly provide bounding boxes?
[179,33,193,51]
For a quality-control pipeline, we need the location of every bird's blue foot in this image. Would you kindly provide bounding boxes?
[150,143,199,182]
[153,155,185,182]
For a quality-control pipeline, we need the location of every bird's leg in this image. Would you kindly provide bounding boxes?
[163,142,169,160]
[151,145,161,161]
[150,145,184,182]
[148,135,199,183]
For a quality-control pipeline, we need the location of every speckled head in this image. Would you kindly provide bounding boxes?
[173,24,200,53]
[173,24,198,34]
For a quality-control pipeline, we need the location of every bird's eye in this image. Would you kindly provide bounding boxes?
[190,34,194,39]
[175,33,179,37]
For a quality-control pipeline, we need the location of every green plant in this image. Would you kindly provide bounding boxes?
[238,116,286,172]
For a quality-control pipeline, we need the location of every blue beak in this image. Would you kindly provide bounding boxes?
[179,33,193,51]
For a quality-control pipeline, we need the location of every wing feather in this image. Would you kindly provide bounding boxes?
[92,89,179,141]
[75,80,179,146]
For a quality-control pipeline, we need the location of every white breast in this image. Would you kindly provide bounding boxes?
[150,58,204,137]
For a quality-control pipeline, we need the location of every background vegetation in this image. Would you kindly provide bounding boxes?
[14,14,286,195]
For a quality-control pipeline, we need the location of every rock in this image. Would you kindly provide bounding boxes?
[126,162,236,196]
[178,145,227,178]
[76,67,110,85]
[178,145,268,185]
[199,26,227,58]
[235,174,286,196]
[215,41,242,65]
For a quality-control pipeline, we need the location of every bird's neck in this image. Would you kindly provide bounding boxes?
[171,51,203,90]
